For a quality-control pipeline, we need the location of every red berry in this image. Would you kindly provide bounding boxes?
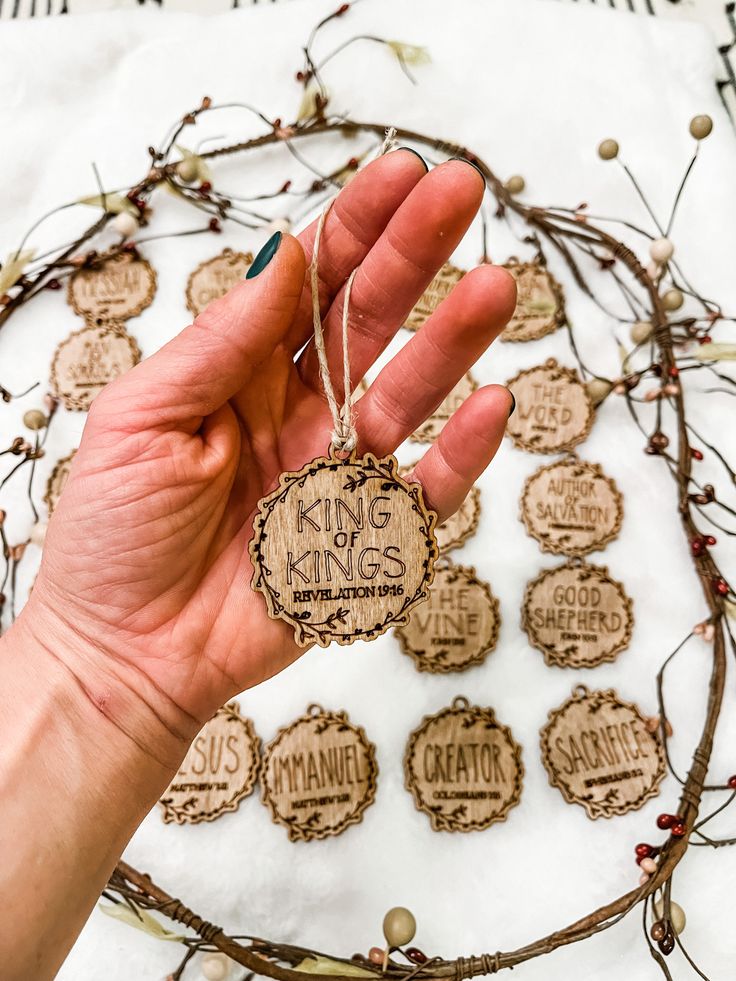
[406,949,427,965]
[690,538,704,556]
[670,821,687,837]
[280,180,292,193]
[336,2,350,13]
[700,335,712,344]
[728,775,736,790]
[691,448,703,460]
[635,843,653,858]
[46,278,61,291]
[656,813,676,830]
[199,181,212,194]
[669,366,679,378]
[706,535,716,546]
[296,71,304,81]
[208,217,221,233]
[347,156,359,169]
[712,578,730,597]
[273,118,282,129]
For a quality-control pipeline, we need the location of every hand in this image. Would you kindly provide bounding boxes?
[19,150,516,764]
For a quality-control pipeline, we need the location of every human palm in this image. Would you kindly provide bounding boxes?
[23,151,516,754]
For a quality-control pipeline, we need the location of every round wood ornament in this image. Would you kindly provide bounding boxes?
[404,262,465,332]
[185,248,254,317]
[44,449,76,515]
[522,560,633,668]
[261,704,378,842]
[400,464,480,553]
[158,702,260,825]
[520,456,623,556]
[50,322,141,411]
[67,251,156,322]
[506,359,594,454]
[501,261,564,342]
[404,697,523,832]
[249,452,439,647]
[540,686,665,819]
[410,372,477,443]
[396,560,499,673]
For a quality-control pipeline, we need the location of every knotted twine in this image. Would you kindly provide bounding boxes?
[309,127,398,457]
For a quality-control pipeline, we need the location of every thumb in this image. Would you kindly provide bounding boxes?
[98,232,305,429]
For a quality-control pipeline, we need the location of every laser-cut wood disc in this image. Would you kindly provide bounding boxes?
[261,705,378,842]
[520,456,623,556]
[540,686,665,819]
[501,261,564,342]
[522,560,633,668]
[159,702,260,825]
[506,359,594,454]
[404,697,523,832]
[50,322,141,411]
[185,248,254,317]
[404,263,465,332]
[249,453,439,647]
[67,251,156,322]
[396,561,499,673]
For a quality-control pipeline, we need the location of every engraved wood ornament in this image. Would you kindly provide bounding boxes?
[522,560,633,668]
[185,248,254,317]
[400,464,480,554]
[506,359,594,454]
[249,453,439,647]
[501,261,564,342]
[50,322,141,411]
[410,372,477,443]
[520,456,623,556]
[158,702,260,825]
[261,705,378,842]
[44,449,76,515]
[540,686,665,819]
[404,697,523,832]
[67,251,156,322]
[404,262,465,332]
[396,560,499,673]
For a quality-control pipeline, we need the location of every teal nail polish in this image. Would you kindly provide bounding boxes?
[246,231,282,279]
[450,155,486,187]
[507,391,516,417]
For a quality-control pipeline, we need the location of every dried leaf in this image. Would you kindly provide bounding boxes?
[0,249,35,294]
[387,40,431,65]
[694,342,736,361]
[98,901,184,942]
[78,193,137,216]
[295,957,375,977]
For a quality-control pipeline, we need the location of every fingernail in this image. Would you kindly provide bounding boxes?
[246,231,282,279]
[507,390,516,417]
[450,155,486,186]
[396,146,428,172]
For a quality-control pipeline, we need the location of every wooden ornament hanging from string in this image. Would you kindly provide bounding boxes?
[500,260,565,342]
[249,205,439,647]
[505,359,594,454]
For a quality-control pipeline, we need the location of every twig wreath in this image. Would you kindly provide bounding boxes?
[1,4,735,979]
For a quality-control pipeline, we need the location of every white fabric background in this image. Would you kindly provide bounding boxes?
[1,1,736,978]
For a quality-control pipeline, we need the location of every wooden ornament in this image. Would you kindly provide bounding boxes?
[261,704,378,841]
[522,560,633,668]
[501,261,564,342]
[520,456,623,556]
[400,465,480,553]
[404,263,465,332]
[396,560,499,673]
[50,322,141,411]
[410,372,477,444]
[404,697,523,831]
[44,449,76,515]
[249,453,439,647]
[540,686,665,819]
[67,251,156,322]
[185,248,254,317]
[159,702,260,825]
[506,359,594,454]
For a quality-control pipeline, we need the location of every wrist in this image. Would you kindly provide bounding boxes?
[7,594,194,775]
